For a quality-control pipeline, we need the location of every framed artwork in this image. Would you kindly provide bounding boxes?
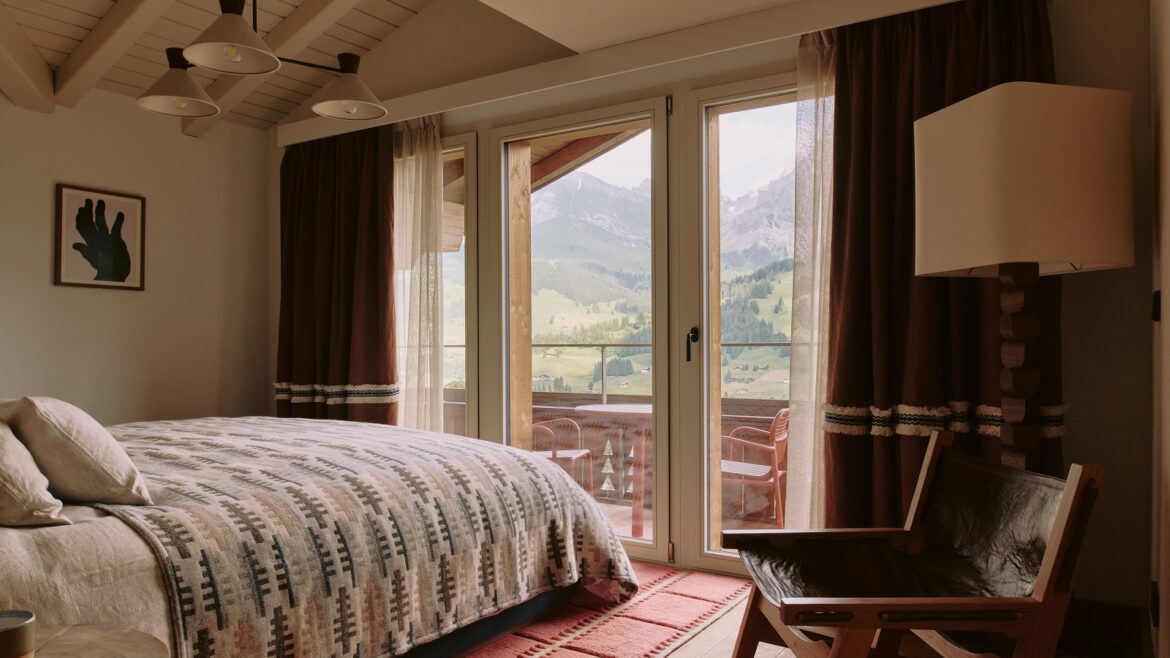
[55,184,145,290]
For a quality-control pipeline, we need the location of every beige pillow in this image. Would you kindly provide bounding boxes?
[4,397,152,505]
[0,422,70,526]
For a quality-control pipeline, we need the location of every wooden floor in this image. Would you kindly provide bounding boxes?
[590,500,786,657]
[670,598,791,658]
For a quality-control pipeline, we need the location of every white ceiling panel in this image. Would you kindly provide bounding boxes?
[478,0,805,52]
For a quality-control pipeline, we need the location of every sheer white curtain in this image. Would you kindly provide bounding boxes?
[393,116,444,431]
[787,33,835,529]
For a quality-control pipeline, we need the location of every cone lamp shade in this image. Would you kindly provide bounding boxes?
[183,0,279,75]
[914,82,1134,277]
[137,48,219,117]
[311,54,387,120]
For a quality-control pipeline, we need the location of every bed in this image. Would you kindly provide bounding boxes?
[0,416,638,657]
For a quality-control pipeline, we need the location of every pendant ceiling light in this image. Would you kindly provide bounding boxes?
[137,48,220,117]
[138,1,386,124]
[184,0,280,75]
[311,53,388,120]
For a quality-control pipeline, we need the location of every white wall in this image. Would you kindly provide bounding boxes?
[1051,0,1156,609]
[0,88,270,426]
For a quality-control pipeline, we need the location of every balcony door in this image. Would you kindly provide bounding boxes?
[490,98,670,562]
[675,77,800,573]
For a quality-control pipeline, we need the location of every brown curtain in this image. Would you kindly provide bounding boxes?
[822,0,1065,528]
[276,126,398,423]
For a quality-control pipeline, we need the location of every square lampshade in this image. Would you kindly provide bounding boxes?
[914,82,1134,277]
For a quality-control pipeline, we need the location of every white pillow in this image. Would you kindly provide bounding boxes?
[0,422,70,526]
[2,397,152,505]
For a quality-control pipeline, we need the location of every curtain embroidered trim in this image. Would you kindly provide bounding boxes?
[824,403,1066,438]
[273,383,401,405]
[975,404,1069,439]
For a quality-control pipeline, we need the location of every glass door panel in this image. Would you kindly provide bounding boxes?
[703,94,797,553]
[504,113,662,545]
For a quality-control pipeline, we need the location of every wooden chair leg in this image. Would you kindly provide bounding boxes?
[1009,591,1071,658]
[775,485,785,528]
[586,454,595,494]
[733,586,779,658]
[828,628,878,658]
[768,481,779,526]
[741,479,748,519]
[871,629,904,657]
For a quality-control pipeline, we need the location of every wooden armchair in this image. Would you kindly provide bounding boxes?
[532,418,594,493]
[722,431,1102,658]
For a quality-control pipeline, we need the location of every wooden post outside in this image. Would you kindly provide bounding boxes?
[508,142,534,451]
[707,109,725,550]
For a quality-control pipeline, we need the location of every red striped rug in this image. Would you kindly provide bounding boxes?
[468,561,752,657]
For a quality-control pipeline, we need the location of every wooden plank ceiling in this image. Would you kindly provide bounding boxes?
[0,0,430,131]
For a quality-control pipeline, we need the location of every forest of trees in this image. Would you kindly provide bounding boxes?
[720,258,792,359]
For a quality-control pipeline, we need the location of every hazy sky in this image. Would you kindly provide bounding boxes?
[577,102,798,198]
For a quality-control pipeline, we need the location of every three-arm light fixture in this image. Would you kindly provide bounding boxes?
[137,0,387,121]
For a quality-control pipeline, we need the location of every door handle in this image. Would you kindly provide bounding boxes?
[685,326,700,362]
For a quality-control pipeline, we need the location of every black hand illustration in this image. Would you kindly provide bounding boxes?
[72,199,131,282]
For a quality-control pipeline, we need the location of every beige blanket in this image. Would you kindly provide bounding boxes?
[0,505,173,653]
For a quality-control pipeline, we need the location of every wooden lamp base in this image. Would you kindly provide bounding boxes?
[998,262,1042,468]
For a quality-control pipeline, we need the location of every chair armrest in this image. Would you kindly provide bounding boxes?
[779,596,1040,631]
[534,418,584,449]
[721,528,910,550]
[729,426,770,442]
[722,436,776,453]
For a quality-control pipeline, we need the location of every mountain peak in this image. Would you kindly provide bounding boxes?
[531,166,794,271]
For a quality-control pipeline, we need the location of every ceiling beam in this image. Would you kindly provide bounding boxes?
[182,0,363,137]
[54,0,173,107]
[443,158,465,187]
[0,5,54,113]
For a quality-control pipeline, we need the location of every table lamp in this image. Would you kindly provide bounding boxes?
[915,81,1134,463]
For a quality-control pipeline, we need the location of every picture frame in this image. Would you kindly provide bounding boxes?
[55,183,146,291]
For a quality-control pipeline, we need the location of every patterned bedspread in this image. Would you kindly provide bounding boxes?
[98,417,637,658]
